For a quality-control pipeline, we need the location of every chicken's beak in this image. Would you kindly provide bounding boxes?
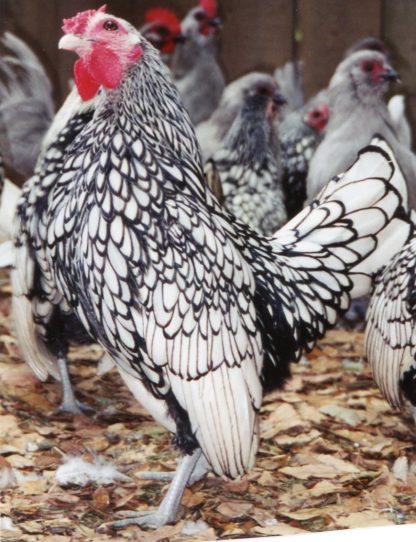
[208,17,222,28]
[380,67,401,83]
[58,34,89,54]
[173,33,187,44]
[273,92,287,107]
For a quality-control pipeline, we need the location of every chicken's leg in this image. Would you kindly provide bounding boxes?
[136,452,210,485]
[54,354,93,415]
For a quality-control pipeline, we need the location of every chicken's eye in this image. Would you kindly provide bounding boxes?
[312,110,321,118]
[362,61,375,73]
[155,26,169,38]
[256,85,272,96]
[103,20,119,31]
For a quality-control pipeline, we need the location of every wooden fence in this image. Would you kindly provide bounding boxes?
[1,0,416,141]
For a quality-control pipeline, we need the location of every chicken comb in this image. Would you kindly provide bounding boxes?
[200,0,217,18]
[145,8,181,35]
[62,4,107,34]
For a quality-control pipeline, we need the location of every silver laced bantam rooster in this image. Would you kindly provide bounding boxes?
[171,0,224,125]
[206,82,287,234]
[364,233,416,423]
[12,6,414,529]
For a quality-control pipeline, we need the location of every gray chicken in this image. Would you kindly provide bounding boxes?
[306,50,416,206]
[206,84,287,235]
[0,32,54,179]
[171,0,225,125]
[196,72,279,160]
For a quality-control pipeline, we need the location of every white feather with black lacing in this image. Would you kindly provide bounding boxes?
[365,236,416,408]
[11,94,96,381]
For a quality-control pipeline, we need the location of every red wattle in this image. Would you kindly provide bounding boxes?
[73,43,142,100]
[89,45,123,89]
[74,58,100,101]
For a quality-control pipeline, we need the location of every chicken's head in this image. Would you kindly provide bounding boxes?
[181,0,221,40]
[142,8,182,54]
[331,51,400,102]
[248,81,287,121]
[59,5,143,101]
[304,103,330,133]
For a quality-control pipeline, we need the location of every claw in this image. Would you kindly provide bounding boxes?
[54,398,94,416]
[98,449,205,531]
[106,510,172,530]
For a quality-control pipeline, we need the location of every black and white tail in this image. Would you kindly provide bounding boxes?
[237,136,413,381]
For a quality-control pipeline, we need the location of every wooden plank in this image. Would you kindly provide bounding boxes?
[220,0,295,82]
[383,0,416,146]
[298,0,382,99]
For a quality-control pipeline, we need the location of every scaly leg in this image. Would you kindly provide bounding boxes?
[54,355,93,415]
[411,405,416,425]
[105,448,204,530]
[137,452,210,485]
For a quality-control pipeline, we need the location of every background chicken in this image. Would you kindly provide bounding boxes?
[11,7,414,531]
[206,83,287,234]
[171,0,225,125]
[280,96,329,218]
[196,72,278,160]
[0,32,54,180]
[364,235,416,423]
[12,84,97,415]
[306,50,416,206]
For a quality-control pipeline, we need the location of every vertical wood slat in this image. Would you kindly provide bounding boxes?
[297,0,383,100]
[382,0,416,146]
[220,0,295,81]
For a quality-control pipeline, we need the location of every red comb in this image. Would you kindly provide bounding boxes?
[62,4,107,34]
[145,7,181,35]
[200,0,217,17]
